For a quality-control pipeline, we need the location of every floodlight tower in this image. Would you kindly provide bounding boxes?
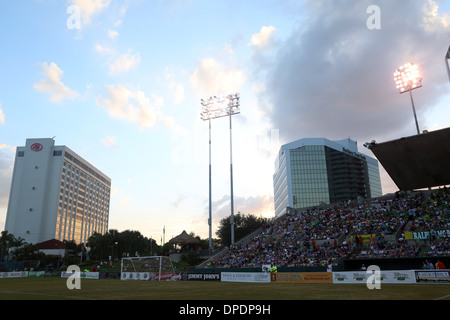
[446,45,450,83]
[227,93,240,245]
[200,93,240,247]
[393,63,423,135]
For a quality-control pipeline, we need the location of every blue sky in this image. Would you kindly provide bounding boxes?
[1,0,450,244]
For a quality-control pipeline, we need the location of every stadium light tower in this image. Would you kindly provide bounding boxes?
[394,63,422,135]
[200,93,240,247]
[446,45,450,83]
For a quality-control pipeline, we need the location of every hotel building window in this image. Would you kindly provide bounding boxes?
[5,138,111,244]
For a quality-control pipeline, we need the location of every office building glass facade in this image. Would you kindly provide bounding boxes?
[290,145,330,209]
[273,138,382,217]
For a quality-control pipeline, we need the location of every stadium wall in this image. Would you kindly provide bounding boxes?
[342,256,450,271]
[195,256,450,274]
[2,269,449,284]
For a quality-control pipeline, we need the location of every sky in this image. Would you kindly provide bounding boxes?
[1,0,450,245]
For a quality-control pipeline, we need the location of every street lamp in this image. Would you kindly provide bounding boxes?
[446,45,450,83]
[200,93,240,247]
[394,63,422,134]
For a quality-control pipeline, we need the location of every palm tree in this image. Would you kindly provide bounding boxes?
[0,231,24,262]
[0,231,14,261]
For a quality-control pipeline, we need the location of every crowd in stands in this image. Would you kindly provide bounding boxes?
[427,238,450,256]
[205,188,450,269]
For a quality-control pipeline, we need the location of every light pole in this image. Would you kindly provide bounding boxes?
[394,63,422,135]
[227,93,240,245]
[200,93,240,247]
[446,45,450,83]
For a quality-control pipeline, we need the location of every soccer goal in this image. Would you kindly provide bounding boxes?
[120,256,178,281]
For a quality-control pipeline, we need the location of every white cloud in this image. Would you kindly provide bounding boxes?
[95,43,112,54]
[249,25,276,50]
[109,50,141,74]
[101,136,118,148]
[107,29,119,39]
[190,58,245,96]
[258,0,450,145]
[95,45,141,75]
[421,0,450,32]
[33,62,79,103]
[96,84,164,129]
[69,0,111,26]
[0,104,5,124]
[165,68,185,105]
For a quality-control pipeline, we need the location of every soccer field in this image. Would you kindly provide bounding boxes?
[0,277,448,300]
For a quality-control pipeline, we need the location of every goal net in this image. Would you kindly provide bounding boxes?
[120,256,178,281]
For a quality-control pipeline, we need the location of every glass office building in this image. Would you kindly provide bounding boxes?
[273,138,382,217]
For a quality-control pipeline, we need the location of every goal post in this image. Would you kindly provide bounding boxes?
[120,256,178,281]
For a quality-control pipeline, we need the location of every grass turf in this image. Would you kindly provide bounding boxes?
[0,277,449,300]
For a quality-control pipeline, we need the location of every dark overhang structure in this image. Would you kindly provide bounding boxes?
[367,127,450,191]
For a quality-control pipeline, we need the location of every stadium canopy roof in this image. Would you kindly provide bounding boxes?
[368,127,450,191]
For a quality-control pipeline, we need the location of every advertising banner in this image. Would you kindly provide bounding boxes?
[121,272,180,281]
[121,272,151,280]
[351,234,376,243]
[221,272,271,283]
[415,270,450,283]
[332,270,416,284]
[0,271,29,278]
[181,272,221,281]
[405,229,450,240]
[274,272,333,283]
[61,271,99,279]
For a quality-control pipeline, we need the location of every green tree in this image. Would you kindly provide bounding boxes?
[216,212,270,246]
[0,231,15,261]
[0,231,27,261]
[86,229,153,260]
[63,240,86,263]
[10,244,45,262]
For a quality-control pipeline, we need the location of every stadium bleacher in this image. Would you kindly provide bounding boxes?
[201,129,450,271]
[204,188,450,270]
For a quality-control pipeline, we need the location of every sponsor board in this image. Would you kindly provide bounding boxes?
[61,271,99,279]
[415,270,450,283]
[0,271,29,278]
[405,229,450,240]
[221,272,271,283]
[99,272,121,279]
[273,272,333,283]
[120,272,180,281]
[332,270,416,284]
[181,272,221,281]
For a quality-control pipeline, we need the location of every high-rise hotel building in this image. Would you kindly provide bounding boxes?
[5,138,111,244]
[273,138,382,217]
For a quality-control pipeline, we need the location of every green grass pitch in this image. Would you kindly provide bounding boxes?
[0,277,449,300]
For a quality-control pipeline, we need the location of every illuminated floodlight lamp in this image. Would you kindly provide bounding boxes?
[200,93,240,121]
[393,63,422,94]
[393,63,422,135]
